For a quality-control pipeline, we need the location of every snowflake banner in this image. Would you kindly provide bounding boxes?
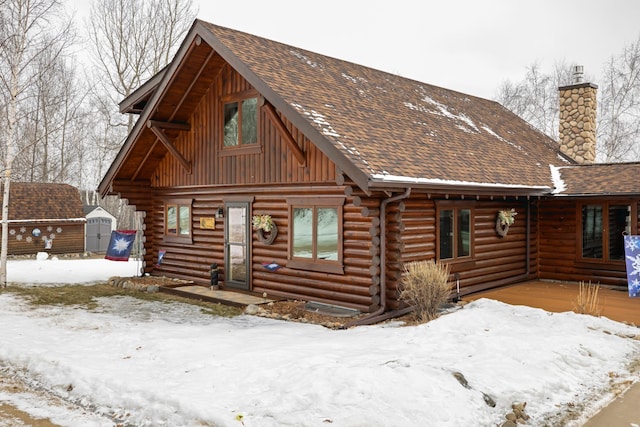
[105,230,137,262]
[624,235,640,297]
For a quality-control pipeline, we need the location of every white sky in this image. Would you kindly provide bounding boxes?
[1,257,639,425]
[66,0,640,99]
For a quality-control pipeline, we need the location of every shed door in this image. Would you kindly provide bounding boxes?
[225,203,250,290]
[86,217,112,253]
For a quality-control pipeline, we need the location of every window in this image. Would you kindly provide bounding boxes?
[165,200,192,242]
[287,197,344,274]
[223,96,258,147]
[581,202,632,261]
[437,204,472,261]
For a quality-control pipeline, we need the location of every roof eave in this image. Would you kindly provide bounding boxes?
[367,177,552,197]
[98,21,206,197]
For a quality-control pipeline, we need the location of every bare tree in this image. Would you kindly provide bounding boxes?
[86,0,197,131]
[0,0,74,286]
[597,38,640,162]
[496,36,640,163]
[496,61,575,141]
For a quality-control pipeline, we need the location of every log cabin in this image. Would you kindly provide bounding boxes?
[98,20,640,322]
[1,182,86,255]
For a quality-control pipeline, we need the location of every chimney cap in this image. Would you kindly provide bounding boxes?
[573,65,584,84]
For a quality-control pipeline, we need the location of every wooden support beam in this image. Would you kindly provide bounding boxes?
[148,125,192,174]
[147,120,191,131]
[263,102,306,165]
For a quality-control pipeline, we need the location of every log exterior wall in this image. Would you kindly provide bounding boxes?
[538,198,638,286]
[114,62,548,312]
[3,222,85,255]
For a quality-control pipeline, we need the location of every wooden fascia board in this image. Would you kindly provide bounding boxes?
[118,68,165,114]
[262,101,305,165]
[148,124,192,174]
[197,27,372,194]
[98,24,205,197]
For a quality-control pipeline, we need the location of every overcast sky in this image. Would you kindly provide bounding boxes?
[69,0,640,100]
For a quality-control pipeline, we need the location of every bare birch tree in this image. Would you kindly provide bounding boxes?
[0,0,74,286]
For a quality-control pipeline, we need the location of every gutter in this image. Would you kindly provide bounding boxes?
[344,188,412,327]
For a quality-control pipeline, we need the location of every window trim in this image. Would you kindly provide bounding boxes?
[436,201,475,263]
[577,200,635,264]
[286,196,344,274]
[220,90,261,155]
[164,198,193,243]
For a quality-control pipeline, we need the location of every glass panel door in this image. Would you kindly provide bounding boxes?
[225,203,250,290]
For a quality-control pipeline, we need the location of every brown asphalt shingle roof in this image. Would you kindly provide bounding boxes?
[200,21,572,192]
[553,163,640,196]
[1,182,84,221]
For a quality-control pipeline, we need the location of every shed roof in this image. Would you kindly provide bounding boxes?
[2,182,85,221]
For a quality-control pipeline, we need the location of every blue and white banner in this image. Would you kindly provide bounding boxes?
[105,230,137,261]
[623,235,640,297]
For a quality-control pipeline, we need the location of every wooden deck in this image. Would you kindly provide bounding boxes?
[465,281,640,326]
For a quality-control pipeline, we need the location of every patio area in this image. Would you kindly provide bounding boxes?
[465,281,640,326]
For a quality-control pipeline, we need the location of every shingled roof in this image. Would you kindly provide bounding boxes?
[102,20,579,196]
[552,163,640,196]
[2,182,84,221]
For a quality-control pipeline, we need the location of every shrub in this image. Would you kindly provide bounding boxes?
[399,260,452,323]
[573,281,601,316]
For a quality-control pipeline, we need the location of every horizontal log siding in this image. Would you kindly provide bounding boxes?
[386,196,535,307]
[538,199,633,286]
[147,186,378,312]
[3,222,85,255]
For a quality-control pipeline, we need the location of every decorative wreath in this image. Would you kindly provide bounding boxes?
[252,214,278,245]
[496,209,517,237]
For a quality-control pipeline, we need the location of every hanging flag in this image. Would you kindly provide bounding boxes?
[105,230,137,261]
[623,235,640,297]
[157,250,166,266]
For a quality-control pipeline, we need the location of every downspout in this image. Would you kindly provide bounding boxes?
[344,187,412,327]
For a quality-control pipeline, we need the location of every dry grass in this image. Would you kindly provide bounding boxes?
[399,260,451,323]
[573,281,601,316]
[0,284,242,317]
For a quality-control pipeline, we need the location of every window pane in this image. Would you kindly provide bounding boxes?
[317,208,338,260]
[457,208,471,257]
[166,206,177,234]
[293,207,313,258]
[223,102,239,146]
[582,205,602,259]
[178,206,190,235]
[609,205,630,260]
[241,98,257,145]
[228,207,246,245]
[439,209,453,259]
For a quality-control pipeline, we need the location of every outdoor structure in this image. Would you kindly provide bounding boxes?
[2,182,86,255]
[84,205,117,253]
[98,20,640,318]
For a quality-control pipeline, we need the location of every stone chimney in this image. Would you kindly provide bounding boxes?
[558,65,598,164]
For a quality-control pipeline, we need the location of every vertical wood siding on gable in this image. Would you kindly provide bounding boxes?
[152,66,335,188]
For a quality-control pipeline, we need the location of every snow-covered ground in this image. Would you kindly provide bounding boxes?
[0,256,639,426]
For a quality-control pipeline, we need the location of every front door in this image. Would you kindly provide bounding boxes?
[225,202,250,290]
